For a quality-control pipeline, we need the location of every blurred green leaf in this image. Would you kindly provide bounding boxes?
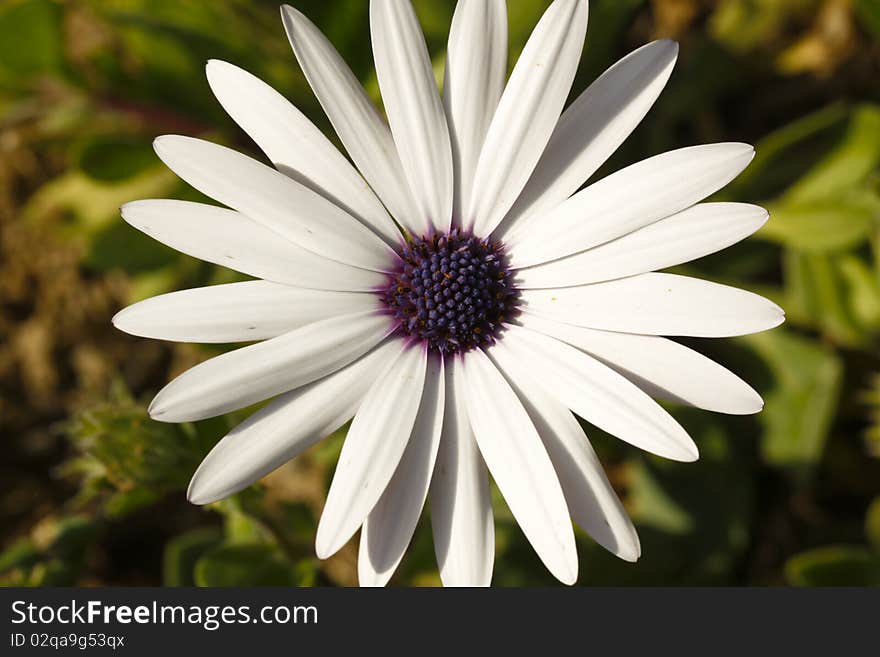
[22,168,177,240]
[545,411,757,587]
[128,265,187,303]
[783,105,880,205]
[866,498,880,552]
[78,135,158,183]
[838,256,880,331]
[0,0,63,84]
[865,374,880,458]
[0,539,40,574]
[103,487,161,519]
[28,559,80,587]
[785,546,880,586]
[710,0,818,55]
[194,544,295,587]
[47,516,98,561]
[724,103,850,202]
[854,0,880,39]
[1,516,99,586]
[629,460,693,535]
[744,329,843,472]
[85,221,178,273]
[783,252,870,345]
[65,384,215,498]
[759,200,874,252]
[163,528,223,586]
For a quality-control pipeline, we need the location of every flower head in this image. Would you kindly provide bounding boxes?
[382,229,519,353]
[114,0,783,586]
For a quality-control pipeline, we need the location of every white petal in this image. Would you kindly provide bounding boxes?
[370,0,453,234]
[521,313,763,415]
[429,356,494,587]
[507,143,756,268]
[492,325,699,462]
[467,0,588,237]
[460,349,577,584]
[206,60,400,246]
[359,355,445,587]
[521,273,785,337]
[281,5,419,228]
[444,0,507,223]
[148,311,392,423]
[316,344,428,559]
[515,203,769,288]
[153,135,396,272]
[113,281,379,344]
[499,40,678,234]
[187,339,400,505]
[488,350,640,561]
[122,200,388,291]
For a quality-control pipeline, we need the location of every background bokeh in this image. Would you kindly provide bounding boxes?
[2,0,880,587]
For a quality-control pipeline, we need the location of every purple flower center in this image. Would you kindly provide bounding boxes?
[382,229,520,354]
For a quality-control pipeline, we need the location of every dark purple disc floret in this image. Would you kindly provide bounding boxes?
[381,228,520,354]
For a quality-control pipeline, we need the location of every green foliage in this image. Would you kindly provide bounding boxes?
[866,498,880,552]
[65,383,216,498]
[864,375,880,457]
[77,135,159,183]
[0,516,97,586]
[163,528,223,586]
[785,490,880,586]
[785,546,880,586]
[0,0,64,84]
[194,545,296,587]
[745,330,842,472]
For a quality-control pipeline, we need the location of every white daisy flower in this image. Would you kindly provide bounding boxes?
[113,0,784,586]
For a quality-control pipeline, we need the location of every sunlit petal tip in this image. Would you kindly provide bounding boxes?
[280,3,300,22]
[146,395,168,422]
[357,529,395,588]
[619,531,642,563]
[280,5,308,48]
[314,517,349,559]
[769,304,786,328]
[356,571,389,588]
[204,59,236,90]
[558,572,577,586]
[313,535,336,561]
[679,440,700,463]
[734,142,756,162]
[118,200,138,221]
[645,37,680,64]
[186,468,218,506]
[184,478,200,505]
[734,384,766,415]
[655,38,680,62]
[109,308,127,332]
[152,135,192,169]
[152,134,175,156]
[314,523,350,560]
[558,559,578,586]
[186,456,236,506]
